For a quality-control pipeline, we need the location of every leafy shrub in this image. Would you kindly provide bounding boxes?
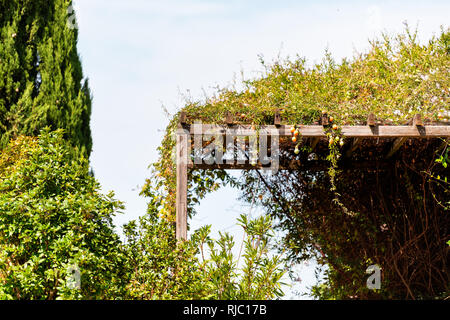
[123,195,285,300]
[0,130,128,299]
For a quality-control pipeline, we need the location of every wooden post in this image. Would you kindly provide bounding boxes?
[274,109,281,127]
[176,129,188,241]
[321,113,329,126]
[413,114,423,126]
[179,111,187,125]
[226,111,234,126]
[367,113,376,126]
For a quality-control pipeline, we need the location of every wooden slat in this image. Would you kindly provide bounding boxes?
[413,114,423,126]
[226,111,233,126]
[176,132,188,241]
[274,109,281,127]
[367,113,376,126]
[179,111,187,125]
[189,160,392,171]
[188,124,450,138]
[321,113,329,126]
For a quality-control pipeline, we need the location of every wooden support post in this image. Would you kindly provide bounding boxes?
[176,129,188,241]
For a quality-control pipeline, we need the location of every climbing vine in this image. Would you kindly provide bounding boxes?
[146,27,450,299]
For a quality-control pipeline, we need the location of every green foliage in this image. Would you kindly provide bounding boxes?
[0,0,92,156]
[150,27,450,300]
[180,26,449,127]
[123,209,285,300]
[122,207,211,299]
[202,214,285,299]
[0,130,285,300]
[0,130,127,299]
[432,141,449,210]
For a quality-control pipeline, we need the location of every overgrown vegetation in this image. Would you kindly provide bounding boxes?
[123,212,285,300]
[0,0,448,299]
[0,130,285,299]
[148,27,449,299]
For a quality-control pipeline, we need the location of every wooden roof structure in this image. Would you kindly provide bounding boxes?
[175,111,450,240]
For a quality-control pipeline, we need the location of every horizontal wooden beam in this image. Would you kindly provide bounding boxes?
[186,124,450,138]
[188,160,394,171]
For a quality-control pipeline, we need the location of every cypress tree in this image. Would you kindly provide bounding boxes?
[0,0,92,157]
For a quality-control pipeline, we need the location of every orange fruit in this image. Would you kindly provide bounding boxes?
[290,126,295,133]
[294,130,299,136]
[292,136,297,143]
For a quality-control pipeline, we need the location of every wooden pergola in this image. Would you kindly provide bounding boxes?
[175,111,450,240]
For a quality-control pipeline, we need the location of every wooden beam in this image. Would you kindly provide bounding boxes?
[226,111,233,126]
[367,113,376,126]
[386,137,408,159]
[321,113,329,126]
[274,109,281,127]
[188,124,450,138]
[189,160,393,171]
[179,111,187,125]
[413,114,423,126]
[176,132,188,241]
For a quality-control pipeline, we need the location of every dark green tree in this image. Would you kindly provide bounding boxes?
[0,0,92,156]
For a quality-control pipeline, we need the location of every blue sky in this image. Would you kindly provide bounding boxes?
[72,0,449,298]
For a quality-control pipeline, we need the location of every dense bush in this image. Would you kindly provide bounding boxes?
[124,180,285,299]
[0,130,285,299]
[0,130,127,299]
